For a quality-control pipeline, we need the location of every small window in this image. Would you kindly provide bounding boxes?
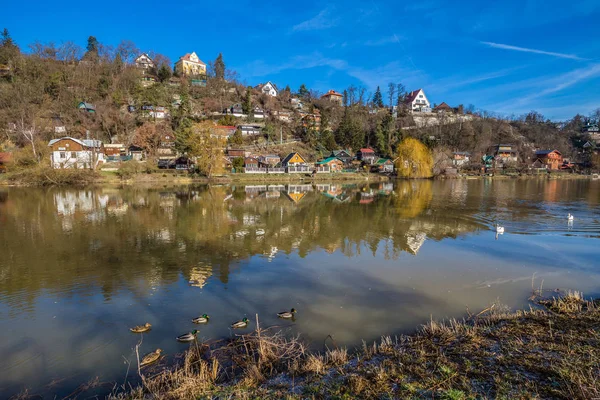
[71,152,77,159]
[60,152,66,159]
[419,95,423,98]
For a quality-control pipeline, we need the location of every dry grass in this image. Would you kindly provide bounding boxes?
[100,294,600,399]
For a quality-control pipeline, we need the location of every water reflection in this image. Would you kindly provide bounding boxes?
[0,180,599,397]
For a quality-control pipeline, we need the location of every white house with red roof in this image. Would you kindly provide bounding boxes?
[256,81,278,97]
[404,89,431,113]
[174,52,206,77]
[321,90,343,106]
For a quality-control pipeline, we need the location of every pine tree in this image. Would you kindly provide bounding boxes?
[343,90,348,107]
[375,122,386,154]
[83,36,99,62]
[298,84,309,98]
[214,53,225,80]
[284,85,291,92]
[242,87,252,115]
[157,64,172,82]
[113,52,123,71]
[373,86,384,108]
[0,28,20,66]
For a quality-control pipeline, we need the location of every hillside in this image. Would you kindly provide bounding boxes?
[0,30,598,173]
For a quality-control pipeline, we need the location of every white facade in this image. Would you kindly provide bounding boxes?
[259,81,278,97]
[407,89,431,113]
[135,53,155,70]
[48,138,105,169]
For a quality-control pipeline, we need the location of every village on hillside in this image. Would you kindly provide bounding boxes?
[1,33,599,178]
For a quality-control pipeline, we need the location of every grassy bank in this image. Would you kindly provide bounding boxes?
[100,291,600,399]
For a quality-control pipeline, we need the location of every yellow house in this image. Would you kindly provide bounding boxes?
[175,52,206,77]
[281,152,307,167]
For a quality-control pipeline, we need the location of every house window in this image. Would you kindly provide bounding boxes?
[60,152,66,159]
[71,152,77,159]
[419,95,423,98]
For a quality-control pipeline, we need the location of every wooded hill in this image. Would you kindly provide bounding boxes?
[0,30,598,170]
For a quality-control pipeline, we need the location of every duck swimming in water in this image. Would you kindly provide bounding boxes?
[140,349,162,367]
[176,330,198,342]
[130,323,152,333]
[192,314,210,324]
[231,317,249,329]
[277,308,297,319]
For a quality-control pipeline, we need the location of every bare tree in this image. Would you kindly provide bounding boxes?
[57,41,83,63]
[115,40,139,65]
[16,116,39,160]
[387,83,396,110]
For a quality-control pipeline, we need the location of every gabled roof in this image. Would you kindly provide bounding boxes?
[316,157,342,165]
[404,89,423,104]
[535,149,561,156]
[178,52,206,65]
[0,152,12,163]
[332,149,351,157]
[256,81,279,92]
[453,151,471,156]
[48,137,102,148]
[135,53,154,63]
[78,102,96,110]
[375,158,392,165]
[281,152,306,164]
[359,148,375,153]
[434,102,452,110]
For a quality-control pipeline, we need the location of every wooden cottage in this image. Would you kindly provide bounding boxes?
[534,150,563,170]
[357,148,377,164]
[48,137,105,169]
[316,157,344,173]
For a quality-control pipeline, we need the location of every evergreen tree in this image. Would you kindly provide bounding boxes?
[284,85,291,92]
[298,84,309,98]
[373,86,384,108]
[83,35,99,62]
[374,122,386,154]
[113,52,123,71]
[343,90,348,107]
[229,128,243,145]
[157,64,172,82]
[214,53,225,80]
[242,86,252,115]
[0,28,20,66]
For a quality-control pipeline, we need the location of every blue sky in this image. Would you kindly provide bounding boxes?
[3,0,600,120]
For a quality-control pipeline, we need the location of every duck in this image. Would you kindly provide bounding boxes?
[495,224,505,234]
[231,317,249,329]
[568,213,574,221]
[130,323,152,333]
[176,330,198,342]
[192,314,210,324]
[277,308,297,319]
[140,349,162,367]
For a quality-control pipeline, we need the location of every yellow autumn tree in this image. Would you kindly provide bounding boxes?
[185,121,225,178]
[394,137,433,178]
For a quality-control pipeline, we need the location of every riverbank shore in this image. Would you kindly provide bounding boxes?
[1,168,596,187]
[100,291,599,400]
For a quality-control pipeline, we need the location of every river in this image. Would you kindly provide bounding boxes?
[0,179,599,397]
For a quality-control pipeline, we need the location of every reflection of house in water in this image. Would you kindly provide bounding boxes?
[360,191,375,204]
[378,183,394,195]
[243,214,260,226]
[54,191,108,230]
[188,264,213,288]
[406,232,426,255]
[285,184,313,203]
[107,197,129,216]
[265,246,278,262]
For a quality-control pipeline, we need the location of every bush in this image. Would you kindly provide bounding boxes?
[115,161,143,179]
[8,165,99,186]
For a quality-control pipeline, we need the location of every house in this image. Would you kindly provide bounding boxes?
[258,154,280,167]
[583,123,599,134]
[52,117,67,134]
[492,144,518,164]
[0,152,12,173]
[227,103,244,117]
[452,151,471,166]
[77,102,96,113]
[272,110,292,122]
[244,157,259,169]
[239,125,261,136]
[252,106,265,119]
[141,75,156,87]
[135,53,155,71]
[357,148,377,164]
[404,89,431,113]
[227,148,247,158]
[321,90,343,106]
[434,102,452,113]
[281,152,308,167]
[316,157,344,173]
[104,143,126,157]
[174,52,206,77]
[48,137,105,169]
[212,125,236,139]
[128,145,144,161]
[534,150,563,170]
[330,150,352,164]
[372,158,394,173]
[301,110,321,130]
[291,98,304,110]
[256,81,278,97]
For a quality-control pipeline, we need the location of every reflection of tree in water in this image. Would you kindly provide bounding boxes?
[0,182,492,312]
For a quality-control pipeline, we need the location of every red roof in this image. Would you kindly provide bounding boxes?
[322,90,342,98]
[0,152,12,163]
[359,148,375,153]
[434,102,452,110]
[404,89,422,104]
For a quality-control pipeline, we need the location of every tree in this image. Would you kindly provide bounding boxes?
[115,40,139,64]
[0,28,20,66]
[395,137,433,178]
[157,64,172,82]
[229,128,243,146]
[387,83,396,110]
[298,84,309,98]
[284,85,291,92]
[83,36,99,62]
[214,53,225,80]
[133,122,163,156]
[343,90,348,107]
[113,52,123,71]
[396,83,406,107]
[373,86,384,108]
[185,122,224,178]
[374,122,386,154]
[242,86,252,115]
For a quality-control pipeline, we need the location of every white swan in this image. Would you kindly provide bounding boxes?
[495,224,505,234]
[568,213,574,221]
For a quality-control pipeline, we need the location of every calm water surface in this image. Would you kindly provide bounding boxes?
[0,179,599,397]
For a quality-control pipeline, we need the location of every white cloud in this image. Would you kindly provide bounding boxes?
[481,41,586,60]
[292,8,338,32]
